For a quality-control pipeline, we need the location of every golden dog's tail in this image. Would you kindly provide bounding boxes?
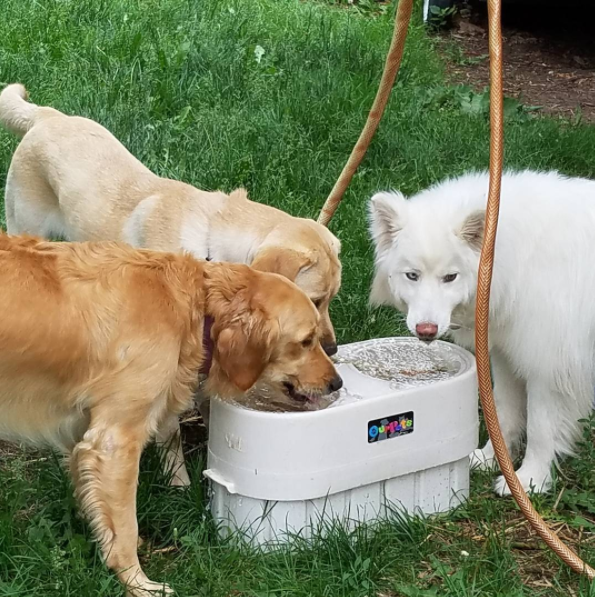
[0,84,41,136]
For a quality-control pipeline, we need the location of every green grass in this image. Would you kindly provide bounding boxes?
[1,0,595,595]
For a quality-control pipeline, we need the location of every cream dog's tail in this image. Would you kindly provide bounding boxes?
[0,84,43,136]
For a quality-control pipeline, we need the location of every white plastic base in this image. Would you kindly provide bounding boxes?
[205,338,478,545]
[210,458,470,543]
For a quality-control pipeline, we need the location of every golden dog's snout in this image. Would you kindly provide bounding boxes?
[327,374,343,393]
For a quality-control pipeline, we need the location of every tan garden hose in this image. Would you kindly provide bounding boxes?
[317,0,414,227]
[318,0,595,580]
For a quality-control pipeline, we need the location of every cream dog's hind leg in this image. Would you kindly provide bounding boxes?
[155,414,191,488]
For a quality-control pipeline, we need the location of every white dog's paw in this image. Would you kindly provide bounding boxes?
[493,467,552,497]
[469,447,497,471]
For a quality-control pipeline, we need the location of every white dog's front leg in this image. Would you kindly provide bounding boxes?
[471,349,526,471]
[494,376,557,496]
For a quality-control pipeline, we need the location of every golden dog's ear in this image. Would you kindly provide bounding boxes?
[251,248,313,282]
[213,325,260,391]
[211,289,280,392]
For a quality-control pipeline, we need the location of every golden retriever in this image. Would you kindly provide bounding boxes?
[0,234,341,597]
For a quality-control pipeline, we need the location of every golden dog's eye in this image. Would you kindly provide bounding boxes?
[301,334,315,348]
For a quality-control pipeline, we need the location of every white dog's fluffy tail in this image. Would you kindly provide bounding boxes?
[0,84,39,136]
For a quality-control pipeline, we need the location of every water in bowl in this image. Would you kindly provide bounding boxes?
[233,338,463,412]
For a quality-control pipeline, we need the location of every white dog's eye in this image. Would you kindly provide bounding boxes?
[443,273,458,283]
[405,272,419,282]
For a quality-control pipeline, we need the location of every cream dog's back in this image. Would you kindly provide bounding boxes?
[0,84,224,244]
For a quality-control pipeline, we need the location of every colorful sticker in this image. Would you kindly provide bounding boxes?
[368,411,414,443]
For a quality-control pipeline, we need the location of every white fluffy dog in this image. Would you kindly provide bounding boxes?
[368,170,595,495]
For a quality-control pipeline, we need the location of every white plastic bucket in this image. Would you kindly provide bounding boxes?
[205,337,478,545]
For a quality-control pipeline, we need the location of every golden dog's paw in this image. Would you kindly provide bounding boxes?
[126,580,173,597]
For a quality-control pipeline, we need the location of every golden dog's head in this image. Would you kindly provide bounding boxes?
[251,220,342,357]
[205,263,342,404]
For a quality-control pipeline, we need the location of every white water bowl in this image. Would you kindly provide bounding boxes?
[204,337,478,546]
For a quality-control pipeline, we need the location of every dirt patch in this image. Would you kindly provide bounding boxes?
[433,506,595,592]
[179,409,208,454]
[0,440,21,460]
[439,1,595,120]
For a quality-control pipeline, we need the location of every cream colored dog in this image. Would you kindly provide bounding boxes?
[0,83,342,487]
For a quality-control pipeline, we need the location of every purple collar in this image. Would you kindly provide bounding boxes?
[200,316,214,376]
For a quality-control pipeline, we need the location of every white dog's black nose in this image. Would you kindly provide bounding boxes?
[415,322,438,342]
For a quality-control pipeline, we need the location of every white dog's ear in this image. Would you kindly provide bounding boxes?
[458,209,486,251]
[368,191,407,256]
